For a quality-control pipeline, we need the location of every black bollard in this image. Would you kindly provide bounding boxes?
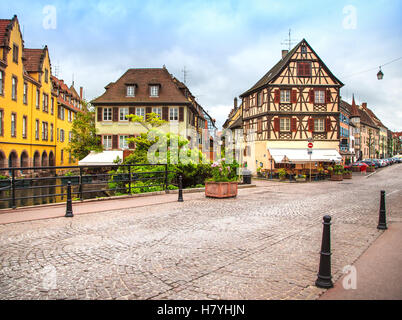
[178,175,183,202]
[65,181,74,217]
[315,215,333,288]
[377,190,387,230]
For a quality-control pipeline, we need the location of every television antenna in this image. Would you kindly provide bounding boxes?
[281,29,298,51]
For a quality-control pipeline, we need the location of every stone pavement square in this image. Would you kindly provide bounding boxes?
[0,165,401,300]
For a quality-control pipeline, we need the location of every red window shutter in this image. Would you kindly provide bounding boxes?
[305,63,311,77]
[128,107,135,122]
[274,118,280,132]
[325,89,331,104]
[257,119,262,133]
[112,107,118,122]
[97,107,102,122]
[309,89,315,103]
[128,135,135,149]
[308,118,314,132]
[274,89,280,103]
[112,135,118,149]
[179,107,184,122]
[291,118,297,132]
[326,118,331,132]
[297,63,302,76]
[291,90,297,103]
[162,107,169,121]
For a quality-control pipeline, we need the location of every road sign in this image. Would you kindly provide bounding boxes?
[308,142,313,148]
[307,149,313,155]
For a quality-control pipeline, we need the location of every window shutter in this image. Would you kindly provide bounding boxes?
[162,107,169,121]
[257,119,262,133]
[128,135,135,149]
[128,107,135,121]
[325,89,331,104]
[112,107,118,122]
[274,89,280,103]
[112,135,118,149]
[274,118,280,132]
[309,89,315,104]
[291,90,297,103]
[291,118,297,132]
[97,107,102,122]
[308,118,314,132]
[326,118,331,132]
[179,107,184,122]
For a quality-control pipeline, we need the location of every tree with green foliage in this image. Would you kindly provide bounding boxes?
[66,101,103,161]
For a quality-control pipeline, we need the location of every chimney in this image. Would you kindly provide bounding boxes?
[362,102,367,109]
[282,50,289,59]
[80,87,83,100]
[234,97,238,109]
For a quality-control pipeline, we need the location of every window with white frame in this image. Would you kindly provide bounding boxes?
[103,135,112,150]
[0,110,3,136]
[22,116,27,138]
[314,90,325,104]
[60,129,65,142]
[280,118,290,132]
[0,71,3,95]
[36,89,40,109]
[119,107,129,121]
[11,113,16,137]
[119,135,129,149]
[23,83,27,104]
[152,107,162,118]
[126,85,135,97]
[50,123,53,141]
[12,77,17,100]
[280,90,291,103]
[35,120,39,140]
[169,107,178,121]
[150,85,159,97]
[136,107,145,118]
[314,118,324,132]
[103,107,112,121]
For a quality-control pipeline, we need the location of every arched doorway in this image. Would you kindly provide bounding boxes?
[41,151,48,167]
[49,151,55,167]
[33,151,41,168]
[20,151,29,168]
[8,151,18,168]
[0,151,6,169]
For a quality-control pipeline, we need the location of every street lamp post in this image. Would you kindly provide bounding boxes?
[269,156,273,180]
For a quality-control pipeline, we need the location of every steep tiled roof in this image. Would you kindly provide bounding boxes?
[365,107,387,129]
[0,18,12,46]
[240,38,343,97]
[23,48,45,72]
[359,107,378,128]
[92,68,189,104]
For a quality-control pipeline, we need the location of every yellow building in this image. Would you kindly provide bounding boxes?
[0,15,81,174]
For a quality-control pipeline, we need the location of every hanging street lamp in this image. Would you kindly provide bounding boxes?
[377,67,384,80]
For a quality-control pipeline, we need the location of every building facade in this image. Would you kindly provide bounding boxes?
[238,39,344,173]
[0,15,82,173]
[91,67,209,153]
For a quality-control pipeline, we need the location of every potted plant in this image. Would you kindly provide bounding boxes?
[278,168,287,180]
[343,169,352,179]
[205,159,239,198]
[330,165,344,181]
[256,167,262,177]
[367,164,375,172]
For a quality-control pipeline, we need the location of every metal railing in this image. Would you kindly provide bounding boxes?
[0,164,170,209]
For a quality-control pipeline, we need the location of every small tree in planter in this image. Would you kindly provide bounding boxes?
[330,165,344,181]
[367,164,376,172]
[205,159,239,198]
[277,168,287,180]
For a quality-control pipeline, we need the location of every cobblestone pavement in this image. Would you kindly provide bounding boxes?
[1,165,401,300]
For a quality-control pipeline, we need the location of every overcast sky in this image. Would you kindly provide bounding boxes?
[2,0,402,130]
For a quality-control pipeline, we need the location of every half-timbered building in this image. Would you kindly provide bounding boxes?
[239,39,344,173]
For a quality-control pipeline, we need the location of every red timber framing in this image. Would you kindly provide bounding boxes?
[240,39,343,143]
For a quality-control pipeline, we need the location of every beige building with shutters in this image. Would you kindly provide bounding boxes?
[91,67,208,152]
[237,39,344,174]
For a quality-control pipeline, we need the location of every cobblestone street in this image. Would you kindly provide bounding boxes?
[1,165,401,300]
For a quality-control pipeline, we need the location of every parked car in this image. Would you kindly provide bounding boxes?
[361,160,379,168]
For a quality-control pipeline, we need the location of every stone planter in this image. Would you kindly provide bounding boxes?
[367,167,375,173]
[330,174,343,181]
[205,181,238,198]
[352,166,360,172]
[343,172,352,179]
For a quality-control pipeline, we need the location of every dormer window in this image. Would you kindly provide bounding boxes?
[126,85,135,97]
[301,46,307,54]
[150,85,159,97]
